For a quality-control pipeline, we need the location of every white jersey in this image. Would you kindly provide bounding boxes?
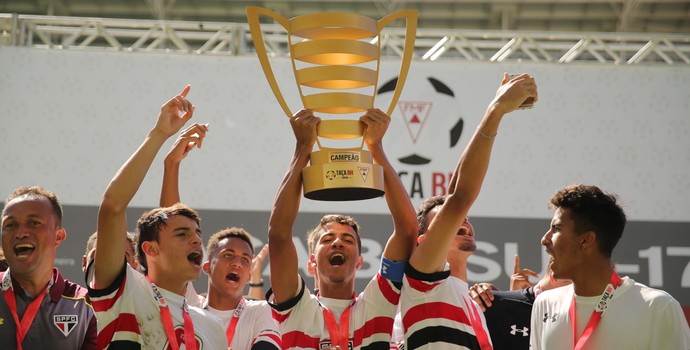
[530,276,690,350]
[88,264,227,349]
[400,264,493,349]
[207,299,281,350]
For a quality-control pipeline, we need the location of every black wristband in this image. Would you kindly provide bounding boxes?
[249,282,264,287]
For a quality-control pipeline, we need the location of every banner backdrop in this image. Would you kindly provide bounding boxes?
[1,46,688,319]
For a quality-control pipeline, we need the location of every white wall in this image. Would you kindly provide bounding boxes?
[2,46,689,221]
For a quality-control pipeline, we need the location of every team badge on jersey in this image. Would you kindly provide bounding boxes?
[53,315,78,336]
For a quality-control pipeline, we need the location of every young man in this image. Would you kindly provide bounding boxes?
[88,86,226,349]
[530,184,690,350]
[1,186,97,349]
[268,108,418,349]
[160,128,281,350]
[203,228,281,349]
[399,73,538,349]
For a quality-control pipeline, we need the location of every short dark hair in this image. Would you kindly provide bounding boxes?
[307,214,361,255]
[136,203,201,272]
[417,195,445,236]
[206,227,254,259]
[84,231,136,259]
[4,186,63,226]
[550,184,626,257]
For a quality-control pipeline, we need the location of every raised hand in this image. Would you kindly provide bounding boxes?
[509,254,539,291]
[491,73,538,115]
[251,244,269,284]
[290,109,320,149]
[153,85,195,138]
[165,123,209,164]
[360,108,390,149]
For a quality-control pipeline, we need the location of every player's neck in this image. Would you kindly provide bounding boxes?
[12,267,53,297]
[572,259,615,297]
[148,269,187,296]
[318,281,355,300]
[449,255,468,282]
[207,287,243,310]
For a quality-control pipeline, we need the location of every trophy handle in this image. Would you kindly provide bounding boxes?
[246,6,293,118]
[377,10,418,116]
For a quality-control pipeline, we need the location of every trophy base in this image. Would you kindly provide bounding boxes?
[304,187,384,201]
[302,148,384,201]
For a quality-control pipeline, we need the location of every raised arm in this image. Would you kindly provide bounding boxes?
[160,123,209,207]
[95,86,195,288]
[410,73,538,273]
[360,109,418,262]
[246,243,269,300]
[268,109,320,304]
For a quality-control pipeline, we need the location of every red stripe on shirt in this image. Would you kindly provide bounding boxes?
[282,330,320,349]
[352,315,395,347]
[402,301,471,333]
[405,275,443,294]
[97,312,139,350]
[377,274,401,305]
[271,308,292,324]
[91,276,126,312]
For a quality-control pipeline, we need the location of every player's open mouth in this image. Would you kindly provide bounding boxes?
[226,272,240,282]
[329,253,345,265]
[187,251,202,265]
[14,243,35,257]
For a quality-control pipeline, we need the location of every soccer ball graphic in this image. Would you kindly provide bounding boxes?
[376,73,466,167]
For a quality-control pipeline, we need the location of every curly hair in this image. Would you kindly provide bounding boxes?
[206,227,254,259]
[550,184,626,258]
[306,214,361,255]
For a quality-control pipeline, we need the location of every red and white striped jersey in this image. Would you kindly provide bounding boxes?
[399,263,493,350]
[268,274,401,350]
[87,264,227,350]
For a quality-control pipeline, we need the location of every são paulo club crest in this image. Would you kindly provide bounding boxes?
[53,315,78,337]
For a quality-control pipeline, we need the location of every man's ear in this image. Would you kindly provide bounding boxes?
[55,227,67,247]
[355,255,364,270]
[141,241,158,257]
[580,231,597,251]
[202,261,211,274]
[308,254,317,270]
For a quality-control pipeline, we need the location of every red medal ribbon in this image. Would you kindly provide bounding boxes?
[320,293,356,350]
[225,298,245,347]
[146,276,197,350]
[2,270,49,350]
[570,272,623,350]
[464,295,493,350]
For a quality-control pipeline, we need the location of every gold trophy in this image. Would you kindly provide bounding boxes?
[247,6,417,201]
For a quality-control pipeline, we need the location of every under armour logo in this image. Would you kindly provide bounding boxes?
[510,325,529,336]
[543,313,558,323]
